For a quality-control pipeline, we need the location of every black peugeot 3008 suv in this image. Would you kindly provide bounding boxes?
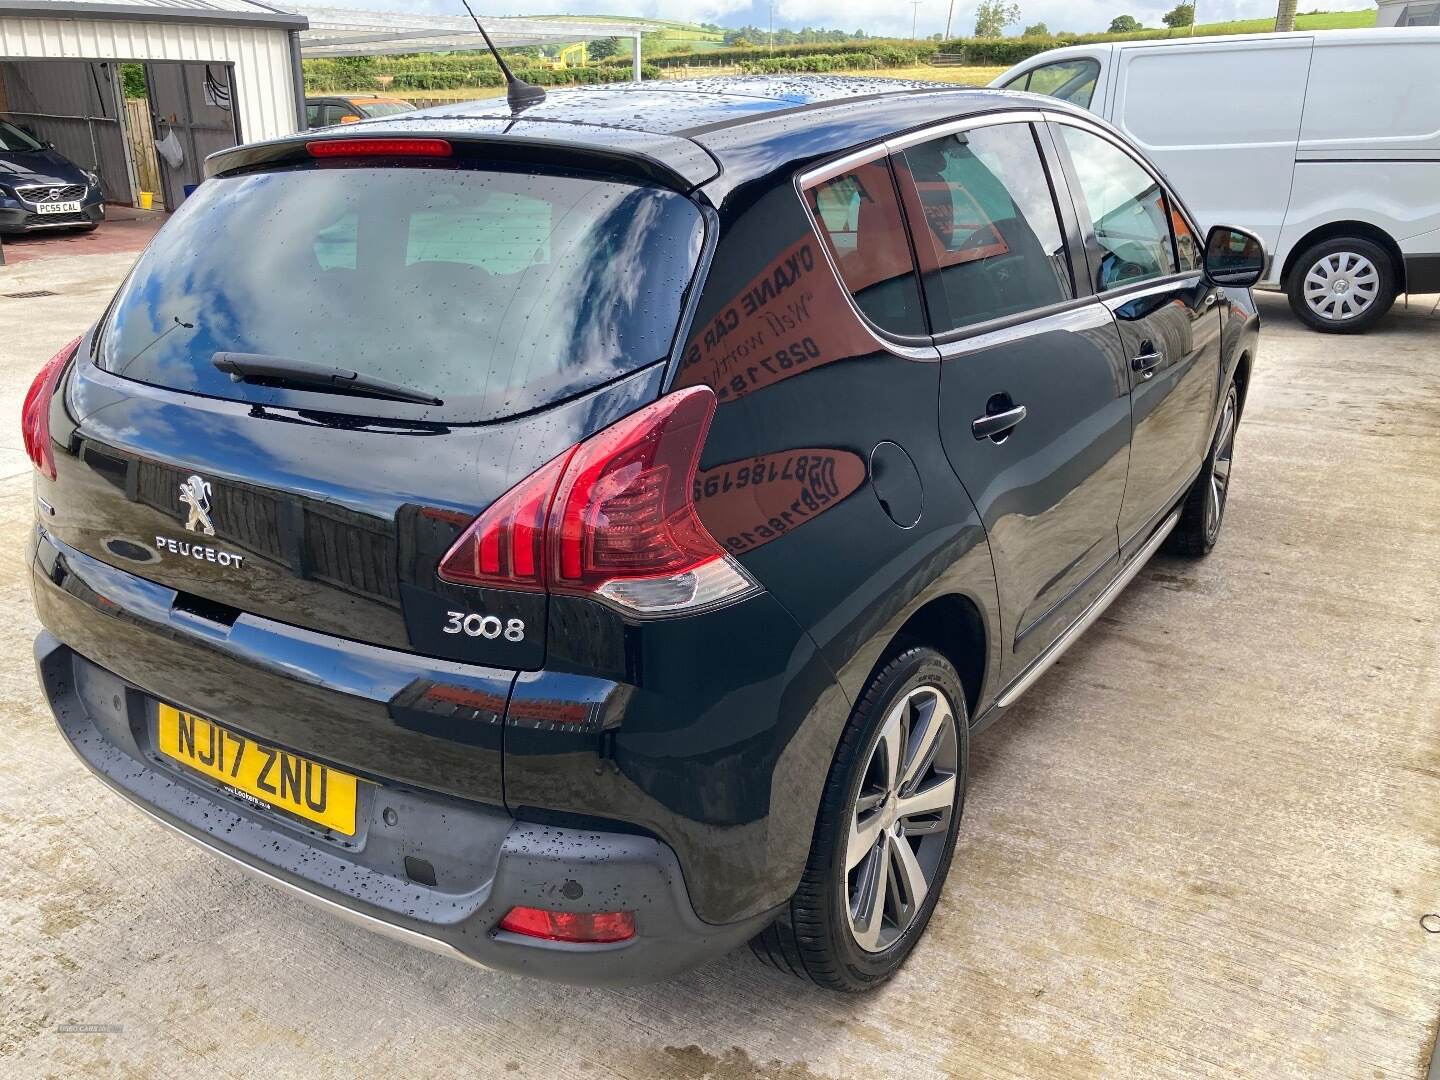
[26,77,1263,990]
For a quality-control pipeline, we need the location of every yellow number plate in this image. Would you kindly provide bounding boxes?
[157,704,358,836]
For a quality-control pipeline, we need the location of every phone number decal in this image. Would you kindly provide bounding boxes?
[693,448,866,555]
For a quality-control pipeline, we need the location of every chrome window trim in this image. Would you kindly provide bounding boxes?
[882,108,1047,155]
[798,142,893,189]
[934,299,1113,359]
[1096,270,1204,312]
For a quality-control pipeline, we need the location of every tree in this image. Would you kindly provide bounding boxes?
[1023,20,1049,35]
[974,0,1021,37]
[1107,14,1142,30]
[1161,2,1195,27]
[1274,0,1297,31]
[587,36,620,60]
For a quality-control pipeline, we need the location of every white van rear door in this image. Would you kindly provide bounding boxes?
[1109,37,1312,250]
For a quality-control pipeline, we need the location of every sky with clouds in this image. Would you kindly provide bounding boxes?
[314,0,1374,39]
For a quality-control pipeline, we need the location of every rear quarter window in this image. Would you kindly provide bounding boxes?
[98,162,704,421]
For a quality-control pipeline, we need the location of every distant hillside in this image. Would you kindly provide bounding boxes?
[532,14,727,53]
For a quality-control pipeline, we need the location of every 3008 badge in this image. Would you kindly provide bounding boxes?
[443,612,525,642]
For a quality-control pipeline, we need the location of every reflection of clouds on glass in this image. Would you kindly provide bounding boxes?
[99,165,702,420]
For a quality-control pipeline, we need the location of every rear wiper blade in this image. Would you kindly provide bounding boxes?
[213,352,443,407]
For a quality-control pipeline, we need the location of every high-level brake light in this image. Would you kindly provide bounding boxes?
[306,138,453,158]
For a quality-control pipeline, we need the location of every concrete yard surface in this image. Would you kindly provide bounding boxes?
[1,240,1438,1078]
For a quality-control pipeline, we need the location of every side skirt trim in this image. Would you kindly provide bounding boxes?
[994,511,1179,709]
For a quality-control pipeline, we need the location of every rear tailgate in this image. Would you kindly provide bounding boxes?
[47,147,703,672]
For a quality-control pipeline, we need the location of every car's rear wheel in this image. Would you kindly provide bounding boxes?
[1286,237,1395,333]
[751,646,967,991]
[1168,381,1238,557]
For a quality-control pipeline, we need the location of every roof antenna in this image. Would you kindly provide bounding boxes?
[459,0,546,110]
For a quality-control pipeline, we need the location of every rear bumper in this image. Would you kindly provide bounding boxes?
[30,527,779,983]
[37,632,775,984]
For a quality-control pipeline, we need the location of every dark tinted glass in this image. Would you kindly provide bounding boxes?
[1059,126,1176,291]
[903,124,1072,331]
[806,159,927,336]
[1026,60,1100,108]
[0,120,43,152]
[99,164,704,420]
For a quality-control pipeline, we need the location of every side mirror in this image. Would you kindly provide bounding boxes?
[1204,225,1266,289]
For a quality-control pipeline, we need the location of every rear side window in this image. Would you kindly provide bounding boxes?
[805,159,926,336]
[1018,60,1100,108]
[901,123,1073,331]
[1057,126,1176,291]
[98,164,704,420]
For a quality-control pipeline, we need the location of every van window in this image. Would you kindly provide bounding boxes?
[902,124,1073,331]
[806,158,927,336]
[1018,59,1100,108]
[98,164,705,421]
[1058,126,1176,291]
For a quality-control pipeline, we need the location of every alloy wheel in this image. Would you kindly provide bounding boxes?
[1205,388,1237,542]
[1303,251,1379,323]
[845,684,959,953]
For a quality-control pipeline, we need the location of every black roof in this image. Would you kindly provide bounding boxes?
[210,77,1071,194]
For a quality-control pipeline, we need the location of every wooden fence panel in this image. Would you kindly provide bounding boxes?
[124,98,164,209]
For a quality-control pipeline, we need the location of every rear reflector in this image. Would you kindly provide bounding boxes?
[497,906,636,944]
[306,138,452,158]
[438,386,758,617]
[22,336,79,480]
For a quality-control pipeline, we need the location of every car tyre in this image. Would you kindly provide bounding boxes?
[1286,236,1395,334]
[750,645,968,991]
[1168,381,1239,557]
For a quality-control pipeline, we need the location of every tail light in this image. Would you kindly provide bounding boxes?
[22,336,80,481]
[439,386,757,617]
[497,906,636,944]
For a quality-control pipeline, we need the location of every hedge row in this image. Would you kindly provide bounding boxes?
[650,25,1240,70]
[648,39,939,68]
[737,52,897,74]
[385,63,660,91]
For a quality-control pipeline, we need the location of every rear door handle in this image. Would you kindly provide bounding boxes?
[1131,346,1163,378]
[972,404,1028,442]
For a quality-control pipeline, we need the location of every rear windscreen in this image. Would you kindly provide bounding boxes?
[97,163,705,420]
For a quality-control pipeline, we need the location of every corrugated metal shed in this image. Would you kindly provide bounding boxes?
[0,0,306,143]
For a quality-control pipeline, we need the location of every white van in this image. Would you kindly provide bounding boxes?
[992,29,1440,332]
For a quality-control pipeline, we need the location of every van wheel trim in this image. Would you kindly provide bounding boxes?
[1303,251,1380,322]
[845,684,959,954]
